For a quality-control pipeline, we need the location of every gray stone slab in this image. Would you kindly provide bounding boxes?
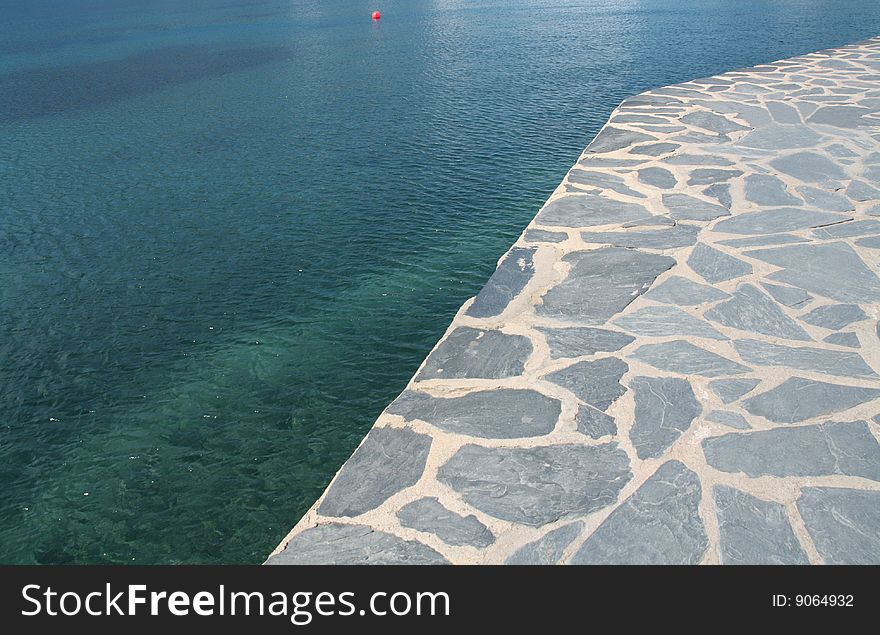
[714,486,809,565]
[397,497,494,548]
[709,378,761,404]
[770,151,847,186]
[505,522,584,565]
[465,247,535,318]
[578,156,647,169]
[733,339,876,379]
[613,305,727,340]
[663,194,731,221]
[796,185,855,212]
[688,244,753,283]
[718,234,808,248]
[687,168,744,186]
[663,153,736,166]
[856,235,880,248]
[579,224,700,249]
[704,284,812,340]
[797,488,880,564]
[811,219,880,239]
[570,461,707,564]
[746,242,880,303]
[800,303,867,329]
[807,105,875,128]
[538,326,634,358]
[629,142,681,156]
[737,124,822,149]
[318,427,432,517]
[631,340,750,377]
[630,376,701,459]
[568,170,646,199]
[823,332,860,348]
[703,420,880,479]
[544,357,628,410]
[267,523,448,565]
[761,283,812,308]
[743,378,880,423]
[524,228,567,243]
[437,443,632,526]
[535,195,646,228]
[387,389,559,439]
[638,167,677,189]
[767,101,802,124]
[621,215,676,228]
[576,405,617,439]
[538,248,675,323]
[644,275,729,306]
[588,126,657,153]
[703,183,732,208]
[681,110,749,134]
[417,328,532,380]
[744,174,802,205]
[713,208,849,234]
[706,410,751,429]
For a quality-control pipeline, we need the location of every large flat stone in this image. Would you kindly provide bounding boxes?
[536,195,646,228]
[387,389,559,439]
[613,305,727,340]
[761,283,812,308]
[538,326,634,358]
[466,247,535,318]
[742,378,880,423]
[437,443,632,526]
[709,378,761,403]
[704,421,880,479]
[524,228,567,243]
[713,208,849,235]
[770,151,847,186]
[718,234,807,248]
[797,488,880,564]
[638,167,677,189]
[417,327,532,380]
[570,461,707,564]
[807,105,875,128]
[800,304,867,329]
[318,428,432,517]
[687,168,743,186]
[796,185,854,212]
[506,522,584,565]
[631,340,749,377]
[576,405,617,439]
[688,244,753,283]
[662,194,730,221]
[630,376,701,459]
[587,126,656,153]
[543,357,628,410]
[579,224,700,249]
[538,248,675,323]
[733,339,876,379]
[630,142,681,156]
[744,174,802,205]
[714,486,809,565]
[811,219,880,239]
[644,275,729,305]
[737,124,822,149]
[706,410,751,429]
[267,523,448,565]
[704,284,811,340]
[824,332,860,348]
[568,170,646,199]
[397,497,494,548]
[681,110,749,133]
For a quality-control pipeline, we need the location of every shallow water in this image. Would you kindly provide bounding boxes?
[1,0,879,563]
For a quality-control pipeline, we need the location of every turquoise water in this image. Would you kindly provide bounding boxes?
[1,0,879,564]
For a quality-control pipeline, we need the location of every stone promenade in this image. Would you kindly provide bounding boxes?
[268,38,880,565]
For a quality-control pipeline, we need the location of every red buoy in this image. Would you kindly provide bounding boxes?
[372,10,381,20]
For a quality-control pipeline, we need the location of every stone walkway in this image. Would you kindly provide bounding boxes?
[267,38,880,565]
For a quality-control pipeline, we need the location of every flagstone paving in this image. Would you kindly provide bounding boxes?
[268,38,880,565]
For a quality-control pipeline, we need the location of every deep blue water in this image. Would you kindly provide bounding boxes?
[1,0,879,564]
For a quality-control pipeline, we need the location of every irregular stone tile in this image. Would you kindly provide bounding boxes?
[671,131,731,145]
[524,228,566,243]
[718,234,808,248]
[588,126,656,153]
[613,305,727,340]
[688,243,753,283]
[621,215,676,228]
[578,156,647,168]
[535,195,646,228]
[576,405,617,439]
[796,185,855,212]
[663,153,736,166]
[770,151,847,186]
[733,339,877,379]
[397,498,494,548]
[631,340,750,377]
[538,326,634,358]
[437,443,632,527]
[714,486,809,565]
[630,376,701,459]
[543,357,628,410]
[826,142,859,158]
[807,105,875,128]
[699,101,772,127]
[744,174,802,205]
[629,142,681,156]
[662,194,730,221]
[856,235,880,248]
[318,428,432,517]
[267,523,448,565]
[687,168,744,186]
[465,247,535,318]
[761,282,812,307]
[737,124,822,149]
[538,248,675,323]
[846,179,880,201]
[644,275,729,305]
[637,166,677,189]
[505,522,584,565]
[578,224,699,249]
[570,461,707,564]
[743,378,880,423]
[417,328,532,380]
[798,488,880,565]
[706,410,750,430]
[713,207,849,234]
[681,110,750,134]
[612,113,670,124]
[746,242,880,303]
[705,420,880,479]
[704,284,812,340]
[387,389,559,439]
[709,378,761,404]
[823,332,860,348]
[766,101,802,124]
[800,303,867,329]
[568,170,647,199]
[703,183,732,208]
